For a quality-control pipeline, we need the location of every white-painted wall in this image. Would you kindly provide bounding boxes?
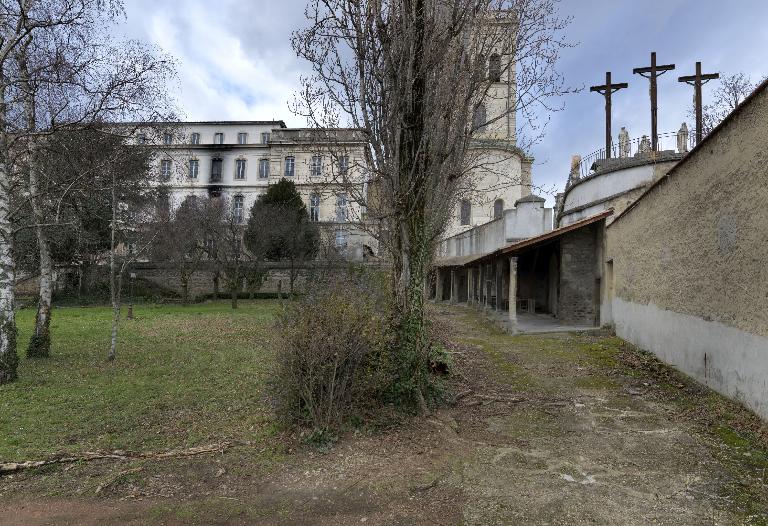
[612,298,768,421]
[562,164,654,217]
[438,199,553,259]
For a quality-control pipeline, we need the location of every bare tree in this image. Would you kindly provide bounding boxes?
[14,5,175,360]
[291,0,572,408]
[0,0,176,378]
[692,72,765,135]
[153,196,207,304]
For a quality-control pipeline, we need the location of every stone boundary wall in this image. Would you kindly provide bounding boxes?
[604,82,768,420]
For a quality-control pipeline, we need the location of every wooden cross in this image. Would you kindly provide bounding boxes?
[590,71,628,159]
[633,52,675,151]
[678,62,719,144]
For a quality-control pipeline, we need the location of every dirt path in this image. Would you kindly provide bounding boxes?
[3,304,767,525]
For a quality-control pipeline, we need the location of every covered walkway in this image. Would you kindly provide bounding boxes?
[430,211,612,333]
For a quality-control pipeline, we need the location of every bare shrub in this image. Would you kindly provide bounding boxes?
[272,269,391,436]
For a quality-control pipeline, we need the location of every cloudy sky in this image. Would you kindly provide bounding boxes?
[120,0,768,204]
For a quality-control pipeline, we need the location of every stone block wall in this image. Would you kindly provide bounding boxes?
[558,224,598,324]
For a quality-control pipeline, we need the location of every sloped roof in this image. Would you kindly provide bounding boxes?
[434,210,613,268]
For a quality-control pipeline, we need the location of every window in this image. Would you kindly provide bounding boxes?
[473,104,486,131]
[261,132,270,144]
[338,155,349,176]
[188,159,199,179]
[309,193,320,222]
[237,132,247,145]
[493,199,504,220]
[163,133,173,145]
[460,199,471,225]
[488,54,501,82]
[258,159,270,179]
[211,158,223,182]
[284,156,295,176]
[160,159,172,181]
[235,159,246,180]
[190,132,200,145]
[336,193,348,222]
[335,229,348,251]
[233,195,244,224]
[310,155,322,177]
[137,133,147,145]
[214,132,224,144]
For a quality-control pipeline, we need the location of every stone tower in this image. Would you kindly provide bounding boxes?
[445,15,527,238]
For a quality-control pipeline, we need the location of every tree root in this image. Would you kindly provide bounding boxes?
[0,442,232,475]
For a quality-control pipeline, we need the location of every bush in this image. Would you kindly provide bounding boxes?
[271,268,391,436]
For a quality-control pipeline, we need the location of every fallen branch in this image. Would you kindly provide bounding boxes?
[0,442,232,475]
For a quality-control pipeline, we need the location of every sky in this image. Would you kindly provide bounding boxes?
[120,0,768,205]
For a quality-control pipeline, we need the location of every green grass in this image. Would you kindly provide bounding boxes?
[0,300,281,461]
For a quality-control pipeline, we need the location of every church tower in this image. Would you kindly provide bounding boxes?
[445,16,530,238]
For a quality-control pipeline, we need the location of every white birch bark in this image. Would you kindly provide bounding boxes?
[0,156,17,382]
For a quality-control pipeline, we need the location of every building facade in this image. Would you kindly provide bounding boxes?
[139,121,376,259]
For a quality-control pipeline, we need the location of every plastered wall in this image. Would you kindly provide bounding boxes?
[605,83,768,418]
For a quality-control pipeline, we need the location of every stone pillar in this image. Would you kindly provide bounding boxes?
[495,259,503,312]
[450,269,458,304]
[482,265,488,310]
[508,256,518,331]
[435,268,444,302]
[467,268,474,306]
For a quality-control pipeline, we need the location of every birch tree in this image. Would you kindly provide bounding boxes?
[7,0,175,362]
[292,0,572,408]
[0,0,99,382]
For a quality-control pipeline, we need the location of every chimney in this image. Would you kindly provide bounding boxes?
[521,156,533,196]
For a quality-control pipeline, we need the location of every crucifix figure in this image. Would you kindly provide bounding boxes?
[633,52,675,151]
[678,61,719,145]
[590,71,628,159]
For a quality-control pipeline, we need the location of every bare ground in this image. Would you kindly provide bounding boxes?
[2,304,767,525]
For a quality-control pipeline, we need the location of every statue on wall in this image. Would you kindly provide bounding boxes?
[638,135,651,155]
[618,127,630,158]
[677,122,689,153]
[568,154,581,186]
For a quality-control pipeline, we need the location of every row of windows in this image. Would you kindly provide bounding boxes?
[459,198,504,226]
[147,131,272,146]
[161,155,350,181]
[225,193,349,224]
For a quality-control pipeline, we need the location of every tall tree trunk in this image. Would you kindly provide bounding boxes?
[109,271,122,361]
[289,259,296,297]
[0,160,18,383]
[230,267,239,309]
[108,176,119,361]
[27,173,53,358]
[212,271,220,299]
[180,274,189,305]
[19,38,52,359]
[389,0,429,413]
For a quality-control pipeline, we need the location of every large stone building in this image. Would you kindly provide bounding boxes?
[138,121,375,259]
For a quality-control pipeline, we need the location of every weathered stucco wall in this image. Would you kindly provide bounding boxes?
[605,83,768,419]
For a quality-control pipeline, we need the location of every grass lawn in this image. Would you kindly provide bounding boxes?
[0,300,281,462]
